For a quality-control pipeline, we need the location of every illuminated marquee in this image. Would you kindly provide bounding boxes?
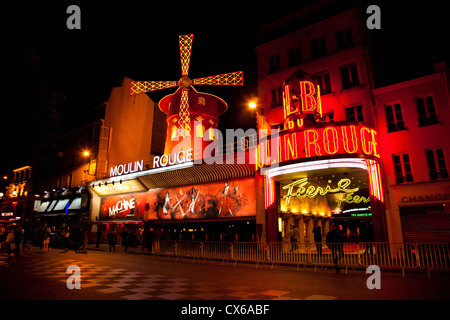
[257,124,381,168]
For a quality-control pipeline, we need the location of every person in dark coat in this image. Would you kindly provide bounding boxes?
[107,229,117,252]
[313,221,323,255]
[326,224,344,272]
[120,228,129,252]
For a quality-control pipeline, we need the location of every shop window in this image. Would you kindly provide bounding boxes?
[270,86,283,108]
[426,148,448,180]
[393,153,413,184]
[336,28,354,50]
[340,62,360,89]
[314,70,332,94]
[269,54,280,74]
[385,102,406,132]
[416,95,438,127]
[345,105,364,122]
[311,37,327,59]
[288,46,302,66]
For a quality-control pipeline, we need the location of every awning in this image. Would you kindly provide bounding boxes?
[53,199,70,211]
[46,200,58,212]
[37,201,50,213]
[68,198,81,210]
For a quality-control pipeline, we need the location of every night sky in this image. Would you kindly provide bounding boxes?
[2,1,449,174]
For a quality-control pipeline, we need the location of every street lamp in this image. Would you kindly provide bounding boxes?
[83,151,90,157]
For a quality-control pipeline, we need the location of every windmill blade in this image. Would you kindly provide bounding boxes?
[130,81,178,95]
[179,34,193,77]
[178,88,191,134]
[192,71,243,86]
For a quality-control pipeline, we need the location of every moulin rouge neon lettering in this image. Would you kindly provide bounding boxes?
[110,160,143,177]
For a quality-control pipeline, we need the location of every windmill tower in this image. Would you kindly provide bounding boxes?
[130,34,243,157]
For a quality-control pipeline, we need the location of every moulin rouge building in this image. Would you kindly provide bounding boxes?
[85,30,389,245]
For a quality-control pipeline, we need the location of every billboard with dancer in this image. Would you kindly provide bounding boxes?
[99,178,256,221]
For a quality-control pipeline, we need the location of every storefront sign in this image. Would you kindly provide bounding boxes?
[110,160,143,177]
[108,198,136,217]
[282,178,370,207]
[257,124,380,168]
[401,193,450,203]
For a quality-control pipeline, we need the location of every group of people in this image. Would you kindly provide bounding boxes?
[104,227,163,253]
[288,221,358,273]
[0,226,31,256]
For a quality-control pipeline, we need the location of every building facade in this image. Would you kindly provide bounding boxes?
[373,69,450,243]
[254,1,450,244]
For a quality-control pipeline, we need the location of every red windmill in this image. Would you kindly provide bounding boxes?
[130,34,243,156]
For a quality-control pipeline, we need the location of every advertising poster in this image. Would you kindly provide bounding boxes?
[100,178,256,221]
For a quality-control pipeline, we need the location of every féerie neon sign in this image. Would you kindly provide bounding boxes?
[282,178,370,206]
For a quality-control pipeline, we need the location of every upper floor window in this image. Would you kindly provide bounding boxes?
[269,54,280,74]
[270,86,283,108]
[336,28,354,50]
[416,95,438,127]
[393,153,413,184]
[340,62,360,89]
[385,102,406,132]
[311,37,327,59]
[288,46,302,67]
[345,105,364,122]
[314,70,332,95]
[426,148,448,180]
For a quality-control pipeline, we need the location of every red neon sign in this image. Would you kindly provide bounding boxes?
[283,80,323,130]
[256,124,381,168]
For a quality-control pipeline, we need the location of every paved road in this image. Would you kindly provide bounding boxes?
[1,244,449,308]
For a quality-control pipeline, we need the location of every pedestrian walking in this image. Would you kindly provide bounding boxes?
[288,225,299,251]
[120,228,129,251]
[313,221,323,256]
[5,229,14,257]
[22,228,31,252]
[326,224,344,272]
[62,228,70,252]
[42,227,51,253]
[107,229,117,252]
[80,229,88,253]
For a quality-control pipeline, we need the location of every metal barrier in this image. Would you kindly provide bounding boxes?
[152,240,176,258]
[142,240,450,275]
[175,241,203,262]
[202,241,233,264]
[231,242,269,268]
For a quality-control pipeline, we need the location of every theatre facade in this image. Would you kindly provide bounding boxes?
[87,79,388,244]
